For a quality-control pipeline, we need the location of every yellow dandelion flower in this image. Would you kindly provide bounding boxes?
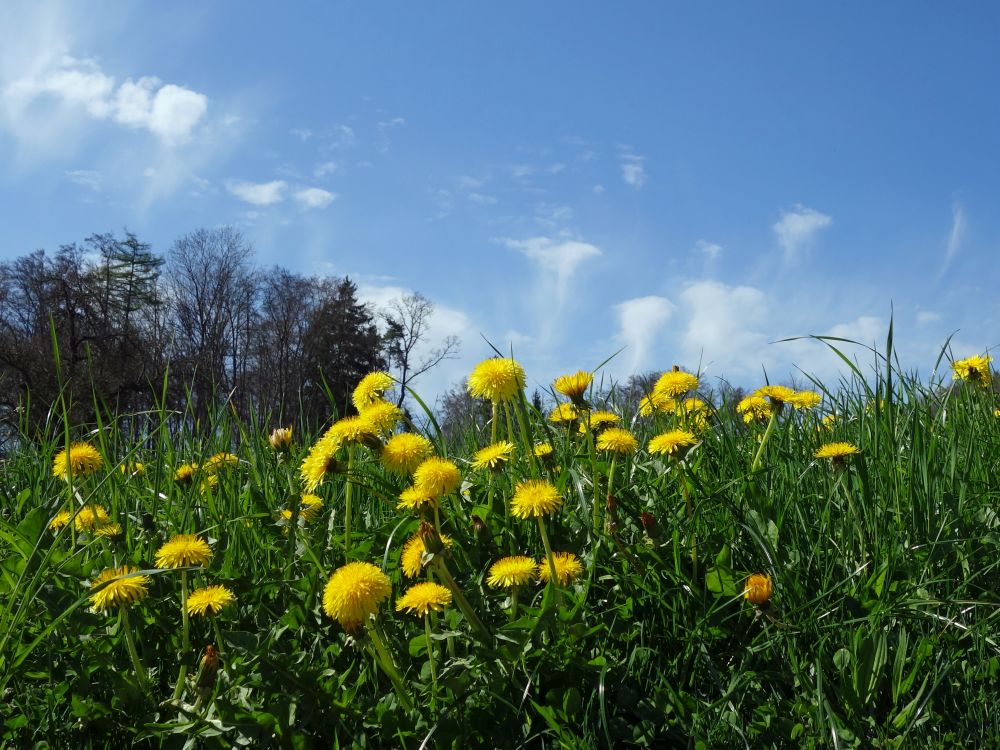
[360,400,402,434]
[648,429,697,457]
[204,452,238,474]
[413,457,461,497]
[744,573,773,605]
[199,474,219,494]
[397,484,438,511]
[326,415,378,445]
[678,397,708,414]
[118,462,144,476]
[186,584,236,617]
[581,410,620,434]
[553,370,593,403]
[596,427,638,454]
[174,462,199,484]
[737,396,773,424]
[754,385,797,407]
[487,556,538,588]
[537,551,583,586]
[48,510,72,532]
[653,370,699,398]
[155,534,213,569]
[820,413,837,430]
[815,442,860,460]
[471,441,515,471]
[952,354,992,384]
[281,494,325,523]
[353,371,395,411]
[395,581,452,617]
[788,390,822,410]
[52,442,103,482]
[638,391,676,416]
[90,566,150,612]
[548,403,578,424]
[322,561,392,630]
[300,434,342,491]
[93,522,123,539]
[534,443,554,460]
[268,426,293,451]
[467,357,526,403]
[400,532,453,578]
[511,479,563,519]
[381,432,434,475]
[74,504,112,532]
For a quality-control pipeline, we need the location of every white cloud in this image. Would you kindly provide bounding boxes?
[615,296,675,374]
[501,236,601,301]
[226,179,287,206]
[679,281,769,374]
[618,150,647,189]
[291,128,313,141]
[65,169,101,191]
[314,161,339,178]
[695,240,722,260]
[939,204,965,278]
[917,310,941,326]
[772,205,832,262]
[294,186,336,209]
[3,54,208,146]
[467,192,497,205]
[592,184,605,194]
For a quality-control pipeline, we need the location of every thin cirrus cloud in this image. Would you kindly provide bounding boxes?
[938,203,965,279]
[772,205,832,262]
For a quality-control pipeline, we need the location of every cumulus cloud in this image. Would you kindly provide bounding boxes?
[679,280,769,374]
[772,205,832,262]
[615,296,675,374]
[226,179,287,206]
[294,187,336,209]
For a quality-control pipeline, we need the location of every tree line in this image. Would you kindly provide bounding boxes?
[0,227,457,443]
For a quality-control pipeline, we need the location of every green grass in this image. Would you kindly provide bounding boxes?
[2,344,1000,748]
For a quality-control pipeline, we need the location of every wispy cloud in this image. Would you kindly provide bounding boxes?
[226,179,287,206]
[695,239,722,260]
[939,203,965,279]
[314,161,339,178]
[615,295,674,374]
[618,147,647,189]
[772,205,832,262]
[294,186,336,209]
[65,169,102,191]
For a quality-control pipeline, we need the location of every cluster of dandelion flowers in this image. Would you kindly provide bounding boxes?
[487,556,538,589]
[467,357,526,403]
[400,532,454,578]
[553,370,592,404]
[744,573,773,606]
[471,441,515,471]
[653,369,699,398]
[90,566,150,612]
[413,456,461,497]
[269,426,293,451]
[381,432,433,475]
[952,354,992,384]
[395,582,452,617]
[548,403,578,424]
[52,442,103,482]
[648,429,697,458]
[300,434,342,491]
[186,584,236,617]
[537,551,583,586]
[360,400,402,434]
[155,534,213,569]
[581,410,620,434]
[322,561,392,630]
[596,427,638,455]
[353,371,395,410]
[737,395,772,424]
[511,479,563,519]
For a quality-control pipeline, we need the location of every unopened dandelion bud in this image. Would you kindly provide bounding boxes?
[418,521,445,554]
[640,511,662,539]
[269,427,293,452]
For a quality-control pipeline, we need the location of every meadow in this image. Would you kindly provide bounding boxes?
[2,337,999,748]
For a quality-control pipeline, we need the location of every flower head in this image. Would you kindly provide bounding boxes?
[204,452,238,474]
[653,370,699,398]
[815,442,860,460]
[553,370,593,404]
[155,534,213,569]
[118,462,144,476]
[788,390,822,410]
[648,429,697,457]
[744,573,773,605]
[174,463,198,484]
[471,441,515,471]
[300,434,342,491]
[326,416,378,446]
[737,395,773,424]
[187,584,236,617]
[322,561,392,630]
[90,566,150,612]
[93,522,123,539]
[353,371,395,411]
[952,354,992,385]
[596,427,638,454]
[381,433,434,475]
[281,493,324,523]
[361,400,402,434]
[820,413,837,430]
[487,556,538,589]
[511,479,563,519]
[582,410,621,434]
[754,385,797,407]
[467,358,526,403]
[413,457,461,498]
[52,442,103,482]
[395,582,452,617]
[268,426,293,451]
[397,484,438,512]
[538,551,584,586]
[48,510,72,532]
[400,531,453,578]
[639,391,676,417]
[534,443,555,461]
[73,504,112,532]
[548,403,578,424]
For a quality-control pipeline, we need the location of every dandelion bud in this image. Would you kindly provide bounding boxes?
[471,514,487,536]
[744,573,773,606]
[418,521,445,554]
[640,511,662,539]
[269,427,293,452]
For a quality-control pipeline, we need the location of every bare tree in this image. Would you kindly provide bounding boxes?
[381,292,460,407]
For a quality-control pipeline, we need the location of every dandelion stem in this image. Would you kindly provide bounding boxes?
[430,556,491,644]
[602,456,617,533]
[366,621,415,712]
[120,607,148,692]
[424,613,438,711]
[344,446,354,560]
[537,516,560,603]
[751,409,778,473]
[491,402,498,445]
[172,569,190,701]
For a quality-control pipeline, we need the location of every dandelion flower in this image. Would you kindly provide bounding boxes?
[52,442,103,482]
[268,426,293,451]
[548,403,578,424]
[381,433,433,475]
[93,522,123,539]
[360,400,402,434]
[322,561,392,630]
[471,441,515,471]
[395,582,452,617]
[487,556,538,589]
[534,443,554,461]
[581,410,620,434]
[186,584,236,617]
[467,357,526,403]
[653,370,699,398]
[397,484,438,511]
[596,427,638,454]
[553,370,592,404]
[648,429,697,457]
[744,573,773,605]
[413,457,461,498]
[537,551,583,585]
[118,462,144,476]
[820,413,837,430]
[327,415,378,446]
[815,442,860,460]
[300,434,342,491]
[754,385,797,408]
[952,354,992,384]
[511,479,563,519]
[199,475,219,494]
[74,504,112,532]
[48,510,71,532]
[174,463,198,484]
[737,396,773,424]
[788,390,822,410]
[155,534,213,569]
[353,371,395,411]
[281,493,325,523]
[400,532,453,578]
[204,452,238,473]
[90,566,150,612]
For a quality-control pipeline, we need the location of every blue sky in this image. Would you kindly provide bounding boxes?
[2,2,998,402]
